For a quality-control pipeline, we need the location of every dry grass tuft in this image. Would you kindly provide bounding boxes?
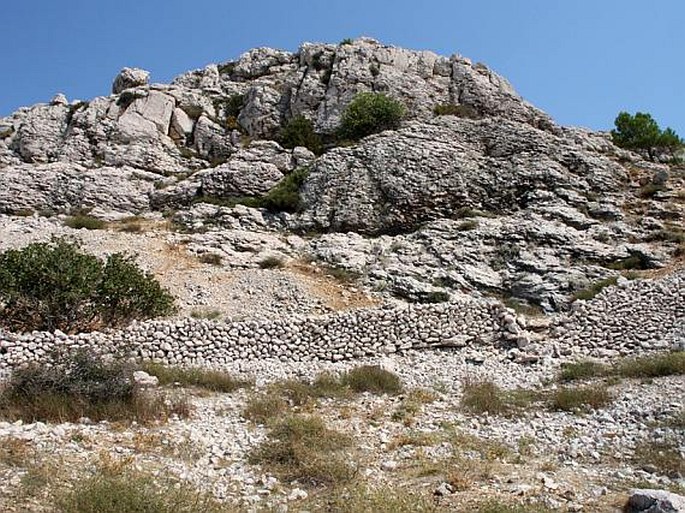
[550,385,613,412]
[141,363,252,393]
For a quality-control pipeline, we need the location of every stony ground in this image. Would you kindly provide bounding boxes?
[0,349,683,512]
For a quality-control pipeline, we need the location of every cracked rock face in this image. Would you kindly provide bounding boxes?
[0,37,682,312]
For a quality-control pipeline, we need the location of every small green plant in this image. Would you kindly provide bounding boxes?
[0,350,188,424]
[217,62,236,75]
[339,38,353,46]
[433,103,481,119]
[323,264,361,283]
[0,239,175,333]
[605,253,650,270]
[140,363,251,393]
[342,365,402,395]
[248,415,354,487]
[279,115,323,155]
[571,276,618,301]
[258,256,285,269]
[461,380,539,417]
[550,385,612,412]
[64,215,105,230]
[338,92,405,140]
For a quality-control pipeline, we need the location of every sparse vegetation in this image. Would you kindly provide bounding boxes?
[433,103,481,119]
[338,92,405,140]
[632,438,685,478]
[571,276,618,301]
[0,350,188,424]
[302,484,439,512]
[614,351,685,378]
[0,238,175,333]
[559,360,607,382]
[56,465,233,513]
[248,414,355,487]
[258,255,285,269]
[560,352,685,382]
[197,253,222,265]
[189,308,222,320]
[460,380,537,417]
[140,363,252,393]
[64,215,105,230]
[340,38,354,46]
[457,219,479,231]
[259,167,310,213]
[550,385,613,412]
[342,365,402,395]
[242,395,290,424]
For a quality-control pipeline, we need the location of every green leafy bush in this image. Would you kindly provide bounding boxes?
[0,238,175,333]
[279,115,323,155]
[259,167,310,213]
[611,111,683,160]
[64,215,105,230]
[338,92,405,140]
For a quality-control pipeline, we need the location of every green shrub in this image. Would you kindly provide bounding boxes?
[611,111,683,161]
[338,92,405,140]
[242,395,289,424]
[339,38,354,46]
[64,215,105,230]
[342,365,402,395]
[0,350,188,424]
[279,115,323,155]
[0,239,175,333]
[460,380,537,416]
[259,167,309,213]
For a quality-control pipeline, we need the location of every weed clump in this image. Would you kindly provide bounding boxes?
[0,351,188,424]
[248,415,354,487]
[550,385,613,412]
[64,215,105,230]
[140,363,252,393]
[342,365,402,395]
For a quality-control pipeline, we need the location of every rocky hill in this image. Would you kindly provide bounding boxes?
[0,38,683,513]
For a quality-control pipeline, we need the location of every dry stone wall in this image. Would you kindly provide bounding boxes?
[0,299,522,370]
[551,271,685,358]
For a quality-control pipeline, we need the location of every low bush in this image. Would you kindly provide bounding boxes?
[197,253,222,265]
[248,415,354,487]
[0,351,188,424]
[0,238,175,333]
[279,115,323,155]
[550,385,612,412]
[342,365,402,395]
[632,438,685,477]
[338,92,404,140]
[64,215,105,230]
[461,380,536,416]
[140,363,252,393]
[302,484,439,512]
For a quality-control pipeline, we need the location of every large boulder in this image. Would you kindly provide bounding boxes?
[625,489,685,513]
[112,67,150,94]
[297,116,626,235]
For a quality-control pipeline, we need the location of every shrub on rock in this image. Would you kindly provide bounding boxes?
[279,115,323,155]
[0,238,175,333]
[338,92,405,140]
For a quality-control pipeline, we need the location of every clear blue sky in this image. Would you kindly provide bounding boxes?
[1,0,682,134]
